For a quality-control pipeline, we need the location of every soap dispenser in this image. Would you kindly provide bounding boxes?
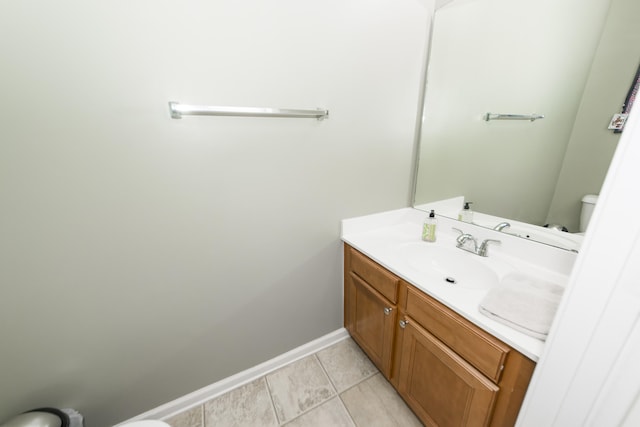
[458,202,473,223]
[422,210,437,242]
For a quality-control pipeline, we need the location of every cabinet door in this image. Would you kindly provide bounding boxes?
[347,272,397,378]
[399,319,499,427]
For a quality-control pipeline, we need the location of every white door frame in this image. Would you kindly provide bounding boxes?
[517,98,640,425]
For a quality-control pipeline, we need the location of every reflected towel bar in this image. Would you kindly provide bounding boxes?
[169,102,329,120]
[484,113,545,122]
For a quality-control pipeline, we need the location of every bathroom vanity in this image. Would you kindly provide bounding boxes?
[342,207,577,426]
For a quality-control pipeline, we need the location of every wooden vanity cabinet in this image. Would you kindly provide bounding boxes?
[344,243,536,427]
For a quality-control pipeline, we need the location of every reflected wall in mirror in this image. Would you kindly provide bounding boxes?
[413,0,640,249]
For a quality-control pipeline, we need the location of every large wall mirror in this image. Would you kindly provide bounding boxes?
[413,0,640,251]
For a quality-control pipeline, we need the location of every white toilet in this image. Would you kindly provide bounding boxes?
[579,194,599,234]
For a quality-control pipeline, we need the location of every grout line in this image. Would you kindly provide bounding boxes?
[270,348,349,426]
[335,395,358,427]
[338,370,380,396]
[316,345,363,427]
[275,355,339,424]
[277,396,345,427]
[313,353,360,426]
[314,352,339,395]
[263,355,335,426]
[263,375,282,426]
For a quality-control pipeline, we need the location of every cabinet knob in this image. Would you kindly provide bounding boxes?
[399,319,408,329]
[384,307,393,315]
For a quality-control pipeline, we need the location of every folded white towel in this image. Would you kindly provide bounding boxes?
[479,272,564,340]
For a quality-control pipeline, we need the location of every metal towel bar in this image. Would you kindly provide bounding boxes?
[169,102,329,120]
[483,113,545,122]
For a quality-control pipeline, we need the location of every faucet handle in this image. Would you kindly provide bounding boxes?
[456,233,474,245]
[478,239,501,257]
[452,227,466,244]
[452,227,480,252]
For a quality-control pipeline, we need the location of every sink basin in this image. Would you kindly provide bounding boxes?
[398,242,502,289]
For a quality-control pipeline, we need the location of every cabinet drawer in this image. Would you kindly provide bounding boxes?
[405,287,509,382]
[349,247,399,304]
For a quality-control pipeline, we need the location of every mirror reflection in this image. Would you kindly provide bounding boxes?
[413,0,639,251]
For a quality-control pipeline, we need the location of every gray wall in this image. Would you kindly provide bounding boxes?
[547,0,640,230]
[0,1,430,425]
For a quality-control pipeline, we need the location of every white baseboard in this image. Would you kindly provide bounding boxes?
[115,328,350,426]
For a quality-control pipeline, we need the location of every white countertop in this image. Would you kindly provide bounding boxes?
[341,207,578,362]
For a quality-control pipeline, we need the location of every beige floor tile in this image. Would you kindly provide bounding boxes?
[316,338,378,392]
[341,373,423,427]
[203,377,278,427]
[164,405,203,427]
[283,397,356,427]
[266,355,336,424]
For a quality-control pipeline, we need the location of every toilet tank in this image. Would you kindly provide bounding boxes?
[580,194,599,232]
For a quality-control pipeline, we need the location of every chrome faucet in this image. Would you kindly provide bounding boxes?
[453,228,501,257]
[493,222,511,231]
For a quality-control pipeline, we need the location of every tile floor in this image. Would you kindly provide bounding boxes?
[164,337,422,427]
